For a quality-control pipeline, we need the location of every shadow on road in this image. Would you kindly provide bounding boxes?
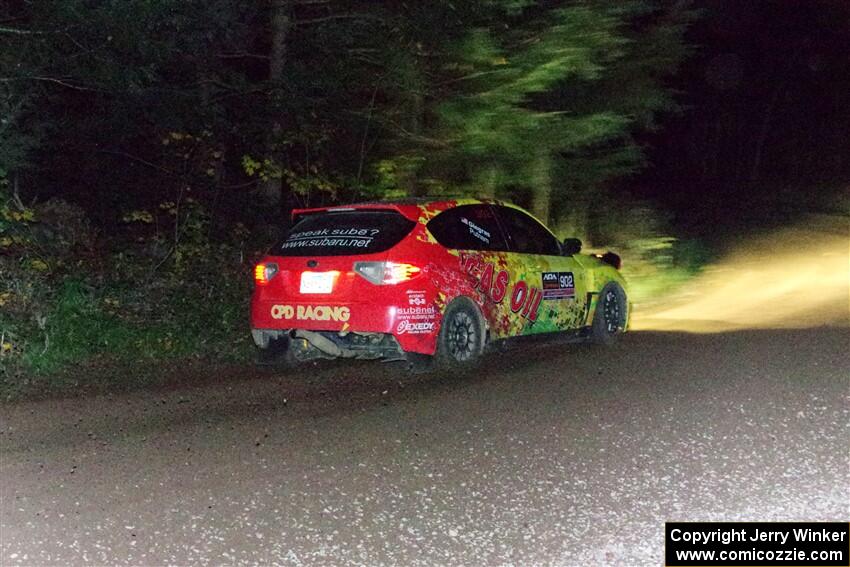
[3,325,848,455]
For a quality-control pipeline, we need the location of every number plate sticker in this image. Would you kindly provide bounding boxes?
[300,271,336,294]
[541,271,575,300]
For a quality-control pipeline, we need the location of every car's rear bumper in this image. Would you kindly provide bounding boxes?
[251,299,440,355]
[251,328,407,360]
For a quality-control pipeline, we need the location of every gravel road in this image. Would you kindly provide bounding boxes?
[1,325,848,566]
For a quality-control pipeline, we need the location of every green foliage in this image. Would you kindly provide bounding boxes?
[0,193,254,399]
[359,157,426,200]
[352,0,696,224]
[1,0,694,212]
[582,196,713,306]
[1,270,252,398]
[0,0,700,396]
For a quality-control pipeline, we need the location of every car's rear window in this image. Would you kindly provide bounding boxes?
[276,210,416,256]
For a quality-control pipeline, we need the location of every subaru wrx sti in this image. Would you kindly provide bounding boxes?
[251,199,629,368]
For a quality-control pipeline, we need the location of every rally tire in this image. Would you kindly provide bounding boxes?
[435,298,486,369]
[591,282,627,345]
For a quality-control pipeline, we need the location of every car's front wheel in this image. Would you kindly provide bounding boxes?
[435,298,486,369]
[591,282,628,344]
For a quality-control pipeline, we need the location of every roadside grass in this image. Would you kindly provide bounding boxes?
[2,240,711,401]
[1,193,715,401]
[0,193,263,400]
[2,255,708,401]
[24,280,249,370]
[622,264,696,307]
[1,269,255,401]
[0,279,253,400]
[620,238,713,308]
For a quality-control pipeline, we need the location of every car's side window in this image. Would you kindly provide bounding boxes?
[494,206,561,256]
[426,205,509,252]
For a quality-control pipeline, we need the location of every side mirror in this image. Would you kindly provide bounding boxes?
[562,237,582,256]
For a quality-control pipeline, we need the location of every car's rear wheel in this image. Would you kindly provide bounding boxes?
[591,282,627,344]
[435,298,486,369]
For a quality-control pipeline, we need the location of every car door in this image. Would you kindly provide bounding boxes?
[492,205,589,334]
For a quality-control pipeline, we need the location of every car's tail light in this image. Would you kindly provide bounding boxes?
[254,262,279,285]
[354,261,421,285]
[354,262,385,285]
[384,262,421,284]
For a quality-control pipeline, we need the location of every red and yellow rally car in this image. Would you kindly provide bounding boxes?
[251,198,629,368]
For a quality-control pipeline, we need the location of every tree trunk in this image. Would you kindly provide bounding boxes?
[531,153,552,224]
[406,88,426,197]
[750,87,780,183]
[258,1,291,206]
[751,55,796,182]
[477,164,498,199]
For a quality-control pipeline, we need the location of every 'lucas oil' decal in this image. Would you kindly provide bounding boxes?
[541,272,575,300]
[459,253,541,322]
[509,280,543,321]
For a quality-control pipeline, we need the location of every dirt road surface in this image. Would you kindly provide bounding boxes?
[2,324,848,566]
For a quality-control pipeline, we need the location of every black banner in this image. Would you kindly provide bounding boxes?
[665,522,849,566]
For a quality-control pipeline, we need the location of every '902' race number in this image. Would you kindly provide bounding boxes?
[541,272,575,300]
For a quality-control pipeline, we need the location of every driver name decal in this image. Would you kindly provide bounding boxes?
[461,217,491,243]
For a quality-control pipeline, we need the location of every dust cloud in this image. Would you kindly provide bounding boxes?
[633,215,849,332]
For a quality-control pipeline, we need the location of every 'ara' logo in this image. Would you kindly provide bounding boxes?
[541,271,575,300]
[271,304,350,322]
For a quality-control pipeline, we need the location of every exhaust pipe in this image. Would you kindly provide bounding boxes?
[293,330,357,358]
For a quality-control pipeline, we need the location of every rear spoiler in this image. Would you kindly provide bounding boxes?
[291,204,419,221]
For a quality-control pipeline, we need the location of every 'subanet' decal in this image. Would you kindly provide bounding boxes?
[459,253,541,322]
[271,304,351,322]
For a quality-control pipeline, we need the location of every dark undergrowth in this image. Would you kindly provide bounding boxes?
[1,190,713,402]
[1,194,258,401]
